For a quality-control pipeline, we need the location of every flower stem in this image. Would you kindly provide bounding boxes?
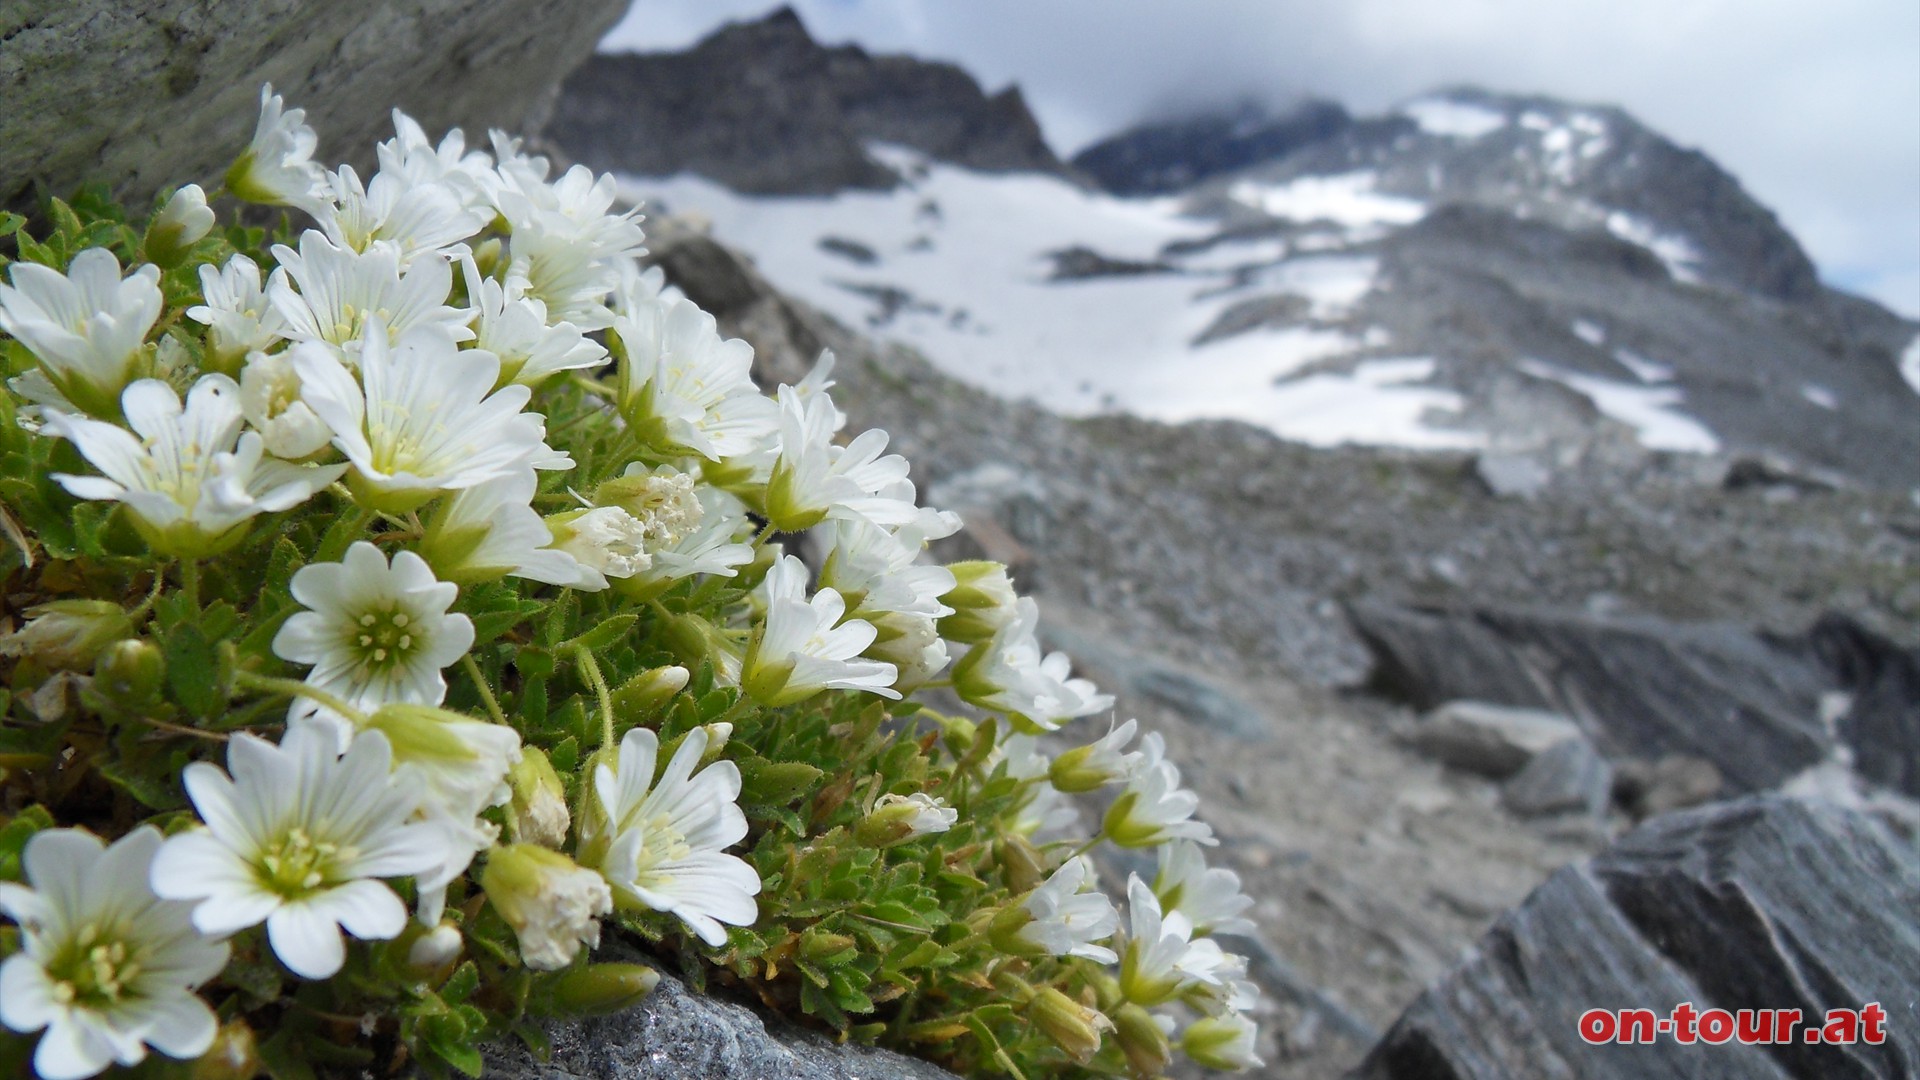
[179,559,200,609]
[461,654,508,725]
[752,520,780,547]
[231,670,368,727]
[573,644,616,748]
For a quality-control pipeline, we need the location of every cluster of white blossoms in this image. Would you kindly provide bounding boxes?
[0,84,1262,1077]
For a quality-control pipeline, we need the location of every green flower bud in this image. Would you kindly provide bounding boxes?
[143,184,215,268]
[1,600,135,670]
[995,833,1049,895]
[854,793,957,849]
[93,638,164,703]
[189,1019,259,1080]
[988,903,1042,959]
[1181,1012,1264,1072]
[609,663,692,721]
[507,747,571,849]
[540,962,661,1016]
[937,561,1017,644]
[470,237,504,282]
[1112,1004,1173,1079]
[1031,987,1113,1066]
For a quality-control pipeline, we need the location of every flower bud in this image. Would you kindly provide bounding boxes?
[800,928,857,965]
[507,748,571,849]
[995,833,1050,895]
[93,638,165,704]
[988,904,1041,959]
[937,561,1017,644]
[189,1019,259,1080]
[470,236,504,280]
[1112,1004,1173,1080]
[1031,987,1113,1066]
[405,921,465,975]
[855,793,957,848]
[481,844,613,971]
[1,600,134,670]
[1181,1012,1264,1072]
[1050,719,1142,795]
[610,663,692,719]
[145,184,215,267]
[660,611,744,686]
[540,962,660,1016]
[699,722,734,762]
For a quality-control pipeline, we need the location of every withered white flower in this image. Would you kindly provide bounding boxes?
[44,375,344,557]
[151,721,443,979]
[581,726,759,948]
[481,844,612,971]
[0,827,228,1080]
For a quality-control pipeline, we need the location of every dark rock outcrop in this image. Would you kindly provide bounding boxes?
[1357,795,1920,1079]
[1070,100,1351,195]
[0,0,626,212]
[1799,615,1920,799]
[550,7,1065,194]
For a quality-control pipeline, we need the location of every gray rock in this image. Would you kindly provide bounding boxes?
[0,0,626,211]
[1404,701,1583,778]
[1350,602,1833,793]
[1800,614,1920,799]
[487,957,958,1080]
[1502,737,1612,818]
[1613,755,1725,819]
[1473,451,1555,499]
[1134,667,1269,741]
[1356,795,1920,1079]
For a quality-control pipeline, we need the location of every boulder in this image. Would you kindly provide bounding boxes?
[1798,614,1920,799]
[1403,701,1584,778]
[1502,737,1612,818]
[0,0,627,212]
[487,957,958,1080]
[1349,601,1833,793]
[1356,795,1920,1079]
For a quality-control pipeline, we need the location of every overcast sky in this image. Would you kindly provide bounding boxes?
[603,1,1920,317]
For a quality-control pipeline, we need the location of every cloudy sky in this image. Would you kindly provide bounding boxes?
[603,1,1920,317]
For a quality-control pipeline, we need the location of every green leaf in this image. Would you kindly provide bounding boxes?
[257,1028,319,1080]
[0,211,23,238]
[97,754,186,811]
[561,613,637,652]
[739,760,823,806]
[0,806,56,881]
[442,961,480,1004]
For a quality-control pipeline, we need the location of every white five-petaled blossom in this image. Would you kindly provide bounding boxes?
[151,721,444,979]
[1182,1012,1264,1072]
[315,163,488,266]
[1154,840,1257,938]
[238,346,333,458]
[378,110,500,215]
[44,375,345,557]
[463,257,607,387]
[1013,856,1120,964]
[421,466,599,588]
[951,597,1114,732]
[1118,876,1232,1008]
[496,164,646,327]
[187,254,288,369]
[1050,718,1145,794]
[816,518,957,622]
[0,828,228,1080]
[293,320,568,512]
[743,555,899,706]
[1103,732,1216,849]
[582,726,760,948]
[764,385,920,533]
[612,286,778,461]
[226,83,328,211]
[271,542,476,723]
[268,232,469,355]
[0,248,161,418]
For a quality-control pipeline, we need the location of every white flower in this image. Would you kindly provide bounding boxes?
[1118,876,1232,1007]
[44,375,345,557]
[145,185,215,264]
[420,466,597,587]
[951,597,1114,732]
[378,111,500,214]
[271,542,476,721]
[237,346,333,458]
[0,827,227,1080]
[495,165,646,328]
[998,734,1080,838]
[481,845,612,971]
[816,518,956,621]
[463,257,607,387]
[582,726,760,948]
[226,84,327,211]
[939,561,1019,644]
[545,506,651,589]
[612,287,777,461]
[1012,856,1120,964]
[316,164,488,266]
[764,386,920,533]
[0,248,161,417]
[1182,1012,1264,1072]
[1103,733,1216,849]
[1154,840,1256,937]
[268,232,469,355]
[865,792,957,844]
[293,321,567,512]
[863,610,951,692]
[1049,718,1144,794]
[152,721,443,979]
[614,484,754,599]
[742,555,899,707]
[187,254,287,369]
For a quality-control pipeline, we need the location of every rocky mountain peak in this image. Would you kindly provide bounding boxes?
[548,7,1066,195]
[1069,98,1353,195]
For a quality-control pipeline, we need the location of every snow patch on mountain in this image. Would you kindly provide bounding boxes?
[1227,171,1426,228]
[1901,333,1920,397]
[1520,359,1719,452]
[1401,97,1507,140]
[1605,211,1704,284]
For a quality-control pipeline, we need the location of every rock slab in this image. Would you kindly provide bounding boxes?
[1,0,628,211]
[1355,795,1920,1079]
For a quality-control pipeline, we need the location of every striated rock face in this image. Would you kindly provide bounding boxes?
[550,7,1066,195]
[0,0,628,212]
[1070,99,1352,195]
[1356,795,1920,1079]
[487,956,958,1080]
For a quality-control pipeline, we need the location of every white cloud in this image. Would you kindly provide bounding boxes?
[601,0,1920,316]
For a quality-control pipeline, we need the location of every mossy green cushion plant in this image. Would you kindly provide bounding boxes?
[0,85,1263,1079]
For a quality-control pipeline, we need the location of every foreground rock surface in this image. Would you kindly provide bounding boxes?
[0,0,627,210]
[487,959,957,1080]
[1357,795,1920,1079]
